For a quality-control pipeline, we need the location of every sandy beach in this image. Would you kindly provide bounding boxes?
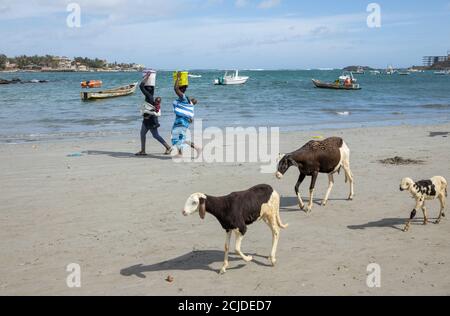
[1,123,450,296]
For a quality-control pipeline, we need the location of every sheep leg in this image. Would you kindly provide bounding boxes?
[342,162,354,200]
[422,204,428,225]
[322,173,335,206]
[266,215,280,266]
[219,231,232,274]
[404,200,423,232]
[295,173,306,210]
[436,194,446,224]
[235,230,253,262]
[305,172,318,214]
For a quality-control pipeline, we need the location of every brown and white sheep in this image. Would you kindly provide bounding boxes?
[182,184,288,274]
[276,137,354,213]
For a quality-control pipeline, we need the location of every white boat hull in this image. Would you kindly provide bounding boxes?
[215,77,249,85]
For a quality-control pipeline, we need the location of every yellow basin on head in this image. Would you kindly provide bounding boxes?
[173,71,189,86]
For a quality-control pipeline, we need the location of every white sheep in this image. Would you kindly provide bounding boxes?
[400,176,448,232]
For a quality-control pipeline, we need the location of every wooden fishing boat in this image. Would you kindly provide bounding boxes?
[81,82,138,101]
[312,79,361,90]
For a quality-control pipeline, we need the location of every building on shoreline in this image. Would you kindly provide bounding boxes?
[53,56,74,71]
[4,61,17,71]
[423,50,450,67]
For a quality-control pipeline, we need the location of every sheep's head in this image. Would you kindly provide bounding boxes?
[400,178,414,192]
[183,193,207,219]
[276,154,298,179]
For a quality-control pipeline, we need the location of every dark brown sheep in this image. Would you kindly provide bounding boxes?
[276,137,354,213]
[183,184,288,274]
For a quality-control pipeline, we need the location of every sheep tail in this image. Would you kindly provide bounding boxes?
[443,178,448,197]
[276,211,289,229]
[273,190,288,229]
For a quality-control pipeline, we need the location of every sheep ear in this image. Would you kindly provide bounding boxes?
[199,197,206,220]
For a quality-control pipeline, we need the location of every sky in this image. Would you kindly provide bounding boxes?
[0,0,449,69]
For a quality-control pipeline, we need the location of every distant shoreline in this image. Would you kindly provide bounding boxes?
[0,70,141,73]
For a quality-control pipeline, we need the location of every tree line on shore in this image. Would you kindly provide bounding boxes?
[0,54,138,70]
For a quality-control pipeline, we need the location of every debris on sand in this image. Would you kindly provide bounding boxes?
[379,156,425,165]
[429,132,449,138]
[166,275,174,283]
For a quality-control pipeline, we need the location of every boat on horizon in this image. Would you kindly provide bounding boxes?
[434,70,450,75]
[214,70,249,85]
[385,65,396,75]
[354,66,365,74]
[81,82,138,101]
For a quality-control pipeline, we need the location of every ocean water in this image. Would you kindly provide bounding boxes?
[0,70,449,143]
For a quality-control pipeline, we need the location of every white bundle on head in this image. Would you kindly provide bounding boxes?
[142,69,157,86]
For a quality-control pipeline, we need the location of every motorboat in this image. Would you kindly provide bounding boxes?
[214,70,249,85]
[386,65,395,75]
[354,66,365,74]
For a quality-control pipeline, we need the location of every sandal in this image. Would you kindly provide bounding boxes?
[164,147,173,155]
[135,151,148,156]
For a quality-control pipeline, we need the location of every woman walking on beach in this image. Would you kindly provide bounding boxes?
[136,73,172,156]
[171,72,201,157]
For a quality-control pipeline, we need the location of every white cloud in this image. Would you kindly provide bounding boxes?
[235,0,249,8]
[258,0,281,9]
[0,11,369,68]
[0,1,429,69]
[0,0,191,21]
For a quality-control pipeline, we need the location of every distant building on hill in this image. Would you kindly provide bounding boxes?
[132,64,145,71]
[423,50,449,67]
[4,61,17,71]
[53,56,75,70]
[76,63,88,72]
[23,64,42,71]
